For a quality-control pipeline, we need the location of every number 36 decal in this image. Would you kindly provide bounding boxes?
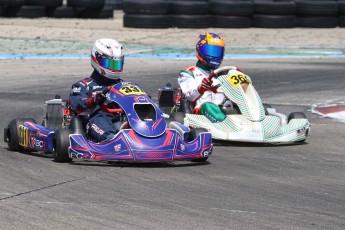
[228,74,251,88]
[119,85,145,95]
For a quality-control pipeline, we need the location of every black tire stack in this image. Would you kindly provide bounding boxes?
[0,0,114,18]
[0,0,343,26]
[123,0,170,28]
[1,0,58,18]
[67,0,113,18]
[209,0,253,28]
[295,0,339,28]
[169,0,209,28]
[252,0,297,28]
[105,0,123,10]
[339,0,345,27]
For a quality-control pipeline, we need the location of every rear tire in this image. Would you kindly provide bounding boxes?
[263,103,272,115]
[53,129,72,162]
[188,128,209,162]
[7,118,36,151]
[288,112,307,123]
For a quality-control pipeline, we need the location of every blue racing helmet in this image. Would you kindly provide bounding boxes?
[196,33,225,69]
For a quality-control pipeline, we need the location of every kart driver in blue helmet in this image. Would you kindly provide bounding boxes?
[177,32,243,122]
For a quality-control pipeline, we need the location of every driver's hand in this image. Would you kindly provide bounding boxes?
[198,78,217,94]
[88,93,106,108]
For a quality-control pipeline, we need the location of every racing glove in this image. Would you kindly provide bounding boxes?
[87,93,106,108]
[197,78,218,94]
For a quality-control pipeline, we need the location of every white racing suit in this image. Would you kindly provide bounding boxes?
[177,62,239,122]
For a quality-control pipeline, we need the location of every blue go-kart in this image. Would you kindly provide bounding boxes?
[4,82,212,163]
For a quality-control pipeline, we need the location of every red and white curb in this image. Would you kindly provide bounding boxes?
[311,100,345,123]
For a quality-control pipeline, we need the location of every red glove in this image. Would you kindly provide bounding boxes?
[198,78,217,94]
[87,93,106,108]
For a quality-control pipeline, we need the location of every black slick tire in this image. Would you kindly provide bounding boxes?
[288,112,307,123]
[6,118,36,151]
[53,129,72,163]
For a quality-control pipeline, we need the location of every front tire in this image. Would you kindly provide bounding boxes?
[53,129,72,162]
[6,118,36,151]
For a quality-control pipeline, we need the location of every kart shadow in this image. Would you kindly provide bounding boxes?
[212,139,309,147]
[69,160,211,168]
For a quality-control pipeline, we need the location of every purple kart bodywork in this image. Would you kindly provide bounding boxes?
[69,129,212,161]
[10,82,213,162]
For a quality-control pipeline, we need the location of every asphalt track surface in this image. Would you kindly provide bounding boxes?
[0,57,345,230]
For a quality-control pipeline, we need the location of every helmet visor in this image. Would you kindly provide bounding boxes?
[96,56,123,72]
[199,44,224,58]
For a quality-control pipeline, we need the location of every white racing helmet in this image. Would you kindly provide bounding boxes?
[91,38,124,79]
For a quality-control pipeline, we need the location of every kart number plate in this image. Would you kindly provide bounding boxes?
[18,125,29,147]
[119,86,145,95]
[228,74,250,88]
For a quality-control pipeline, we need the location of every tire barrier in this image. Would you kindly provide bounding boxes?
[338,1,345,27]
[0,0,115,18]
[0,0,344,27]
[123,0,345,28]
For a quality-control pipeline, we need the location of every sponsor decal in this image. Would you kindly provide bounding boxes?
[30,137,46,149]
[91,124,105,135]
[71,87,81,94]
[93,85,103,90]
[180,144,185,151]
[114,144,121,152]
[138,97,148,102]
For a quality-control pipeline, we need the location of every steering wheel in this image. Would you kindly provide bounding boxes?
[208,66,239,80]
[99,86,123,114]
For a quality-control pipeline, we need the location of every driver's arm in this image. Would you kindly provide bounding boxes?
[69,81,90,114]
[177,70,201,103]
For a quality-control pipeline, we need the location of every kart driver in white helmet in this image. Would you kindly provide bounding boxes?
[69,38,124,142]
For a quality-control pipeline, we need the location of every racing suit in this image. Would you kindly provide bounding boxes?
[69,71,121,142]
[177,61,232,122]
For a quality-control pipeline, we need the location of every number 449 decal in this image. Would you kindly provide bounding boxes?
[228,73,251,88]
[119,85,145,95]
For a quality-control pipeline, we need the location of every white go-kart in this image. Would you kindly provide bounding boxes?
[158,66,310,144]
